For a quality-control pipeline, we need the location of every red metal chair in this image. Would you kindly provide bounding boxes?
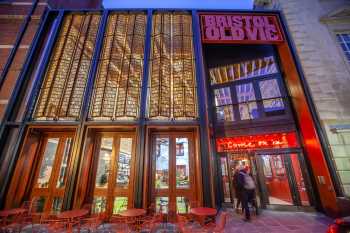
[204,212,228,233]
[38,212,68,233]
[109,214,131,233]
[78,212,106,233]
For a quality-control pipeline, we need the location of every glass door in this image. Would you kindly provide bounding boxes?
[92,133,135,216]
[152,133,196,215]
[31,133,74,213]
[255,153,311,207]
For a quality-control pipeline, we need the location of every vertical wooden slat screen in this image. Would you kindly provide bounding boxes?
[148,12,197,120]
[34,13,101,121]
[89,12,147,120]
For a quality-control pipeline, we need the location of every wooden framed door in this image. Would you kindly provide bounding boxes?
[92,133,136,216]
[151,132,196,214]
[31,133,74,213]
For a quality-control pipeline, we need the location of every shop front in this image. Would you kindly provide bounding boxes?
[0,9,339,217]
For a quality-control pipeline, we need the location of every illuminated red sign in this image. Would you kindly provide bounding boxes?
[200,13,284,44]
[216,132,298,152]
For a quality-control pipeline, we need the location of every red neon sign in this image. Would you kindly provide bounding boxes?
[216,132,298,152]
[200,13,284,44]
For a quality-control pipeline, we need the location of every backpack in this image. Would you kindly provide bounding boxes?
[243,173,255,190]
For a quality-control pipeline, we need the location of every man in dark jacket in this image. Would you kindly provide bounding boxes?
[238,166,256,221]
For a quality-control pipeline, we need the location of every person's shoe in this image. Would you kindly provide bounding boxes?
[243,218,251,222]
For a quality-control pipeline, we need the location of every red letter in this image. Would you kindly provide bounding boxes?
[245,27,258,40]
[216,16,228,27]
[242,15,252,27]
[231,27,244,40]
[265,26,279,40]
[232,16,243,27]
[263,16,275,27]
[205,27,220,40]
[253,16,264,27]
[258,27,267,40]
[204,15,216,27]
[219,27,232,40]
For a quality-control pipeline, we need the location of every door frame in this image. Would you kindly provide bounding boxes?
[254,149,314,208]
[147,130,200,214]
[30,132,75,212]
[91,131,137,216]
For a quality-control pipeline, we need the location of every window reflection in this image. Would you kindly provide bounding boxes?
[236,83,258,120]
[92,196,107,213]
[156,197,168,213]
[37,138,59,188]
[176,138,190,189]
[155,138,169,189]
[116,138,132,188]
[113,197,128,214]
[209,56,278,85]
[176,197,189,213]
[56,138,72,188]
[52,197,63,214]
[259,79,284,113]
[95,138,113,188]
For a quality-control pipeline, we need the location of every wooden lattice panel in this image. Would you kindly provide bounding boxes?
[34,13,101,121]
[148,12,197,120]
[89,12,147,120]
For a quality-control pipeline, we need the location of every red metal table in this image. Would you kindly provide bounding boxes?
[119,208,146,217]
[0,208,27,218]
[190,207,217,225]
[0,208,27,226]
[57,209,89,233]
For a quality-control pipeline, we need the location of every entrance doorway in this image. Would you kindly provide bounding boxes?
[223,152,312,209]
[92,133,136,216]
[31,133,74,213]
[150,132,196,215]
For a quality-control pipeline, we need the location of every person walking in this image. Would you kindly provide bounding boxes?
[238,166,256,221]
[233,168,243,213]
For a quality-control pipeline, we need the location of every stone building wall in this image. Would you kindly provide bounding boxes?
[255,0,350,197]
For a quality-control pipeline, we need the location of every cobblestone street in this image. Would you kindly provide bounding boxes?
[223,209,332,233]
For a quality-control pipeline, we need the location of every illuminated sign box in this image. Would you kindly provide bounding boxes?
[216,132,298,152]
[200,13,284,44]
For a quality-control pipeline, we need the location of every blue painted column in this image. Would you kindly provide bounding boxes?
[191,10,215,207]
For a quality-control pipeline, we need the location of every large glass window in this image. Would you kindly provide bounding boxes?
[336,34,350,64]
[148,12,197,120]
[90,12,147,120]
[34,13,101,121]
[210,56,287,122]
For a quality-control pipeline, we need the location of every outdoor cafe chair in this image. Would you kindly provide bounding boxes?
[203,212,228,233]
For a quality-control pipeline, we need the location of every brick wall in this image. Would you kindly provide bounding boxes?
[0,0,46,122]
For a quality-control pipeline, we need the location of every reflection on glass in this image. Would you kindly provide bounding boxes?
[92,196,106,213]
[214,87,232,106]
[116,138,132,188]
[290,154,310,206]
[176,138,190,188]
[216,105,235,121]
[37,138,59,188]
[36,196,46,212]
[113,197,128,214]
[95,138,113,188]
[156,197,168,213]
[52,197,63,213]
[176,197,189,214]
[56,138,72,188]
[261,155,293,205]
[209,56,278,85]
[220,157,231,203]
[236,83,258,120]
[259,79,284,112]
[155,138,169,189]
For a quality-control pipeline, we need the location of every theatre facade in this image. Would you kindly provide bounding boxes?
[0,8,341,216]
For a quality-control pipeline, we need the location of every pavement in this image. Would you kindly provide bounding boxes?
[223,208,332,233]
